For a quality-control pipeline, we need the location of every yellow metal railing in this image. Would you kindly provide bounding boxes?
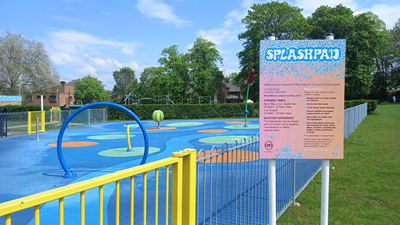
[28,111,45,134]
[50,107,61,123]
[0,148,196,225]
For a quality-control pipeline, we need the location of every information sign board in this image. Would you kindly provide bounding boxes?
[259,40,345,159]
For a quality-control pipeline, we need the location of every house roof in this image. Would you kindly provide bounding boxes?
[223,82,240,92]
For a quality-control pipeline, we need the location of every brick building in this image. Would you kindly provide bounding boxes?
[217,78,243,103]
[28,81,74,107]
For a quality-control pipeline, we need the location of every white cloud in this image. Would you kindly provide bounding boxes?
[51,52,82,65]
[294,0,357,16]
[186,43,194,51]
[192,0,259,75]
[136,0,190,27]
[78,66,96,75]
[122,46,134,55]
[44,29,147,90]
[197,28,231,45]
[294,0,399,29]
[54,15,98,26]
[356,4,400,29]
[48,30,136,55]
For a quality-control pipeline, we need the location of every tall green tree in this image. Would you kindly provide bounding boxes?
[364,12,392,101]
[187,37,224,99]
[136,67,163,99]
[390,18,400,92]
[308,5,386,99]
[0,31,60,95]
[237,1,310,101]
[74,74,110,104]
[228,72,239,85]
[157,45,189,103]
[112,67,138,98]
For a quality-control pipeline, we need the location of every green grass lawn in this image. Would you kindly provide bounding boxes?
[278,104,400,224]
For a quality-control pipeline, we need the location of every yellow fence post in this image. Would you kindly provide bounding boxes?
[171,157,183,225]
[41,111,45,132]
[28,112,32,134]
[172,148,196,225]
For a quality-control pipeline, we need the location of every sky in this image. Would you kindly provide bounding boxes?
[1,0,399,91]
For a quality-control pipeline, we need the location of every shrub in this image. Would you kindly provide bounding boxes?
[1,104,51,112]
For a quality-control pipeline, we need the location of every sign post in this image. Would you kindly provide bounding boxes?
[259,34,345,225]
[266,33,277,225]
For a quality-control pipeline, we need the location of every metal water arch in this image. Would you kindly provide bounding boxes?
[57,102,149,178]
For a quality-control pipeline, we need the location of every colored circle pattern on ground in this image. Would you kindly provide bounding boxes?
[146,127,177,131]
[199,136,250,144]
[87,134,131,140]
[197,129,228,133]
[98,147,160,157]
[167,122,203,127]
[48,141,99,147]
[225,121,250,124]
[198,150,259,163]
[224,125,259,129]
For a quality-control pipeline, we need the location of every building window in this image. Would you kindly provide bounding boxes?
[49,95,57,102]
[36,95,46,99]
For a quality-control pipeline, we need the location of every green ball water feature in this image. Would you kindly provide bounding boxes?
[152,110,164,129]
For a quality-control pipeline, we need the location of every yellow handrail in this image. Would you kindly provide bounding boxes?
[0,148,197,225]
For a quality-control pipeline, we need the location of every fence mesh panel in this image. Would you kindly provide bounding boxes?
[1,108,108,138]
[196,135,322,225]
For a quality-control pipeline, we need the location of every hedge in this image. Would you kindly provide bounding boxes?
[107,100,377,121]
[107,103,260,121]
[1,100,377,120]
[1,104,52,113]
[344,100,377,114]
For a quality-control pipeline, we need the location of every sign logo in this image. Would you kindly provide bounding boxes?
[265,141,273,151]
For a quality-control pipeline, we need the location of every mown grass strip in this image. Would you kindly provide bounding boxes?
[278,104,400,224]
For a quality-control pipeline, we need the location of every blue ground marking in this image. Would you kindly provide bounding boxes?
[0,119,260,224]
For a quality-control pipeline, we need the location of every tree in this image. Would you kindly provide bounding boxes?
[187,37,224,99]
[364,12,392,101]
[0,31,60,95]
[390,18,400,93]
[74,74,110,104]
[228,72,238,85]
[157,45,189,103]
[308,5,386,99]
[136,67,163,99]
[237,1,310,101]
[112,67,138,98]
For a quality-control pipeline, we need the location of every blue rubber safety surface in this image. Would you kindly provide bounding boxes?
[0,119,260,225]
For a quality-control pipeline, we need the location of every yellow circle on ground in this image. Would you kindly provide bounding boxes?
[225,121,250,124]
[87,134,131,140]
[98,147,161,157]
[48,141,99,147]
[197,129,228,133]
[146,127,177,131]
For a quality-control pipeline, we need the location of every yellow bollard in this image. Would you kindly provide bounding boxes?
[126,124,134,152]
